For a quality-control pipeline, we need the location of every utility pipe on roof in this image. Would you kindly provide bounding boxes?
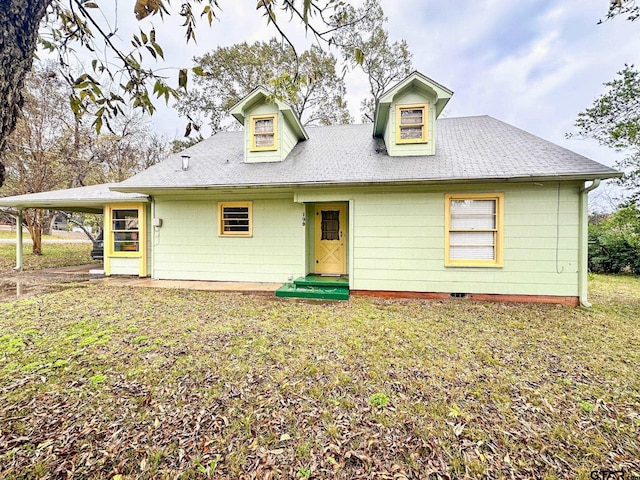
[578,179,601,308]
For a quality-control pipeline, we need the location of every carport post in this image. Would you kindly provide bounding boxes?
[14,209,23,271]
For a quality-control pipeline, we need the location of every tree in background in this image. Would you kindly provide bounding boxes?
[0,65,168,254]
[570,65,640,200]
[589,203,640,275]
[571,65,640,274]
[171,135,205,154]
[332,0,413,122]
[0,0,363,187]
[1,66,75,254]
[176,39,351,133]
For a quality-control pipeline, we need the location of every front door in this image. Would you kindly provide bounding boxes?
[314,203,347,275]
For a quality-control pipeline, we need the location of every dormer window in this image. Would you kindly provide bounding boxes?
[250,114,277,151]
[396,104,427,144]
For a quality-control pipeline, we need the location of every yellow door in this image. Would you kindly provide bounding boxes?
[314,203,347,275]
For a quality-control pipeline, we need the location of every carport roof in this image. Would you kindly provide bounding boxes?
[0,183,148,214]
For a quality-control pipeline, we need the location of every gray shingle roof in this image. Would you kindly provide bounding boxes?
[114,116,619,191]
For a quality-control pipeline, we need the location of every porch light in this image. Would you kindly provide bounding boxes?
[181,155,190,171]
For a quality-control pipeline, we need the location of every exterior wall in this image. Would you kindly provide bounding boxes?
[295,182,581,297]
[383,88,437,157]
[152,194,305,282]
[148,182,582,297]
[109,257,141,276]
[243,104,298,163]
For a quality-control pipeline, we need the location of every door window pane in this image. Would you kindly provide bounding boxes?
[321,210,340,241]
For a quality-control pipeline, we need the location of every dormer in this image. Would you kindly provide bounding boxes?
[373,72,453,157]
[230,87,308,163]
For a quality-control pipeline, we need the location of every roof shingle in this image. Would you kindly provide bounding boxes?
[114,116,619,190]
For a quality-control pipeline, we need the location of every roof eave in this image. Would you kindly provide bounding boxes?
[111,171,621,194]
[0,197,148,212]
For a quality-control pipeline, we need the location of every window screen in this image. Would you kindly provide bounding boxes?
[252,116,275,149]
[218,202,252,236]
[397,105,426,142]
[112,209,139,252]
[446,196,502,266]
[222,206,250,233]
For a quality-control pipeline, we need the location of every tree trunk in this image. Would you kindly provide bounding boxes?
[24,208,45,255]
[0,0,52,187]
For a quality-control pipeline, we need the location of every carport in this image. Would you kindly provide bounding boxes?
[0,184,148,271]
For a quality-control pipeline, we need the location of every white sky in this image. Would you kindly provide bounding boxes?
[63,1,640,189]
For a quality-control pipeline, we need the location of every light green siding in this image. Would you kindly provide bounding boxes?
[244,104,298,164]
[152,195,305,282]
[149,182,582,297]
[305,203,315,274]
[296,183,581,297]
[383,88,437,157]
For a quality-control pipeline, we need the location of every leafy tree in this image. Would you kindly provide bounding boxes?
[171,135,205,154]
[599,0,640,23]
[589,203,640,275]
[0,0,362,186]
[570,65,640,200]
[176,39,351,133]
[0,65,168,253]
[332,0,413,122]
[0,66,76,254]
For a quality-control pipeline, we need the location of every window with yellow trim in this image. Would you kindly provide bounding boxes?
[250,114,277,151]
[445,194,503,267]
[396,104,427,144]
[218,201,253,237]
[111,208,140,253]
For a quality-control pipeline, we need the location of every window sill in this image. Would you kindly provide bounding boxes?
[445,262,503,268]
[108,251,142,258]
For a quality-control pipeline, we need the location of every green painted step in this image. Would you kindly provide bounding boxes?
[292,275,349,288]
[275,283,349,301]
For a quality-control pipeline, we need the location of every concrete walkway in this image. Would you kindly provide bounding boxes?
[3,263,281,294]
[98,276,281,293]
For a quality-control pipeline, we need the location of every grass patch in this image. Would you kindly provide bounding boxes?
[0,275,638,478]
[0,229,70,240]
[0,243,94,272]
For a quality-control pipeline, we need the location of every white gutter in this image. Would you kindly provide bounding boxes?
[578,179,601,307]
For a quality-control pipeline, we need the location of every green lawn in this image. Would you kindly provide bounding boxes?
[0,243,94,272]
[0,229,70,240]
[0,276,639,479]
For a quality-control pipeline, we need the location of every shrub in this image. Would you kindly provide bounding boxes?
[589,204,640,275]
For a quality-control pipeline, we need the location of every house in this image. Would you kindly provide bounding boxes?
[0,72,619,306]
